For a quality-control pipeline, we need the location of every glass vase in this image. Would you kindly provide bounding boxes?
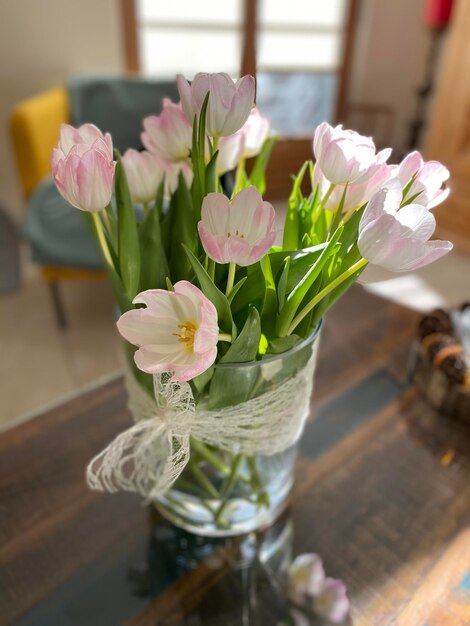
[155,325,321,537]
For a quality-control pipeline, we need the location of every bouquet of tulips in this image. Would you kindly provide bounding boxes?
[52,72,452,532]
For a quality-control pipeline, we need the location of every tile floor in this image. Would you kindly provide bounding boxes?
[1,244,469,428]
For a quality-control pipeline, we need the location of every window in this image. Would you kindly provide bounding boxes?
[137,0,243,78]
[256,0,347,135]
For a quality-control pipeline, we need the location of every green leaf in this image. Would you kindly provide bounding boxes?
[208,307,261,408]
[402,190,424,206]
[266,334,302,355]
[230,264,266,314]
[227,276,247,304]
[182,244,234,334]
[191,114,203,220]
[205,150,219,194]
[277,225,344,336]
[310,268,363,328]
[260,254,277,337]
[249,136,277,195]
[277,256,290,312]
[328,184,348,235]
[115,160,141,299]
[233,162,249,196]
[104,201,118,253]
[220,306,261,364]
[191,366,214,398]
[139,181,169,291]
[170,172,197,281]
[402,172,418,200]
[231,244,327,314]
[312,202,327,243]
[198,92,210,178]
[283,161,309,250]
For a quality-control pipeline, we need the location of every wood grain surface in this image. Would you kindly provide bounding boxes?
[2,286,469,626]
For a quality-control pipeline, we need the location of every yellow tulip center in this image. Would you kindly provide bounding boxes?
[174,321,197,351]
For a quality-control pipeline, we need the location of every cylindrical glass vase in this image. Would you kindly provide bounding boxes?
[155,325,321,537]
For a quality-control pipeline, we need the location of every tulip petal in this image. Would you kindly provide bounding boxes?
[359,179,402,230]
[390,238,453,272]
[176,73,196,125]
[201,192,230,235]
[397,151,423,185]
[358,214,403,266]
[395,203,436,240]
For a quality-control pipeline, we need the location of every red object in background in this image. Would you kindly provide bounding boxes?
[424,0,454,26]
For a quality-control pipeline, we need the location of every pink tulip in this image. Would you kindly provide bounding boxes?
[177,72,255,137]
[51,123,115,212]
[217,132,245,175]
[391,150,450,209]
[121,149,163,205]
[313,578,350,624]
[313,163,392,212]
[142,98,192,162]
[240,107,270,158]
[358,179,452,273]
[288,553,325,604]
[198,187,276,266]
[57,122,113,161]
[117,281,219,382]
[313,122,391,185]
[161,159,194,197]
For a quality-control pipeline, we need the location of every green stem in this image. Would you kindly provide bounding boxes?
[143,201,150,218]
[100,208,112,234]
[234,157,246,192]
[92,212,113,268]
[211,135,219,158]
[287,257,368,335]
[225,262,236,297]
[173,478,209,499]
[190,437,232,477]
[208,258,216,282]
[187,458,220,499]
[211,135,220,192]
[214,453,244,523]
[218,333,232,343]
[248,457,270,509]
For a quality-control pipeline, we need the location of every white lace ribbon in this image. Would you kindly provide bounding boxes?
[86,352,317,500]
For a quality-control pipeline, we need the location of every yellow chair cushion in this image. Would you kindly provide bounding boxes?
[10,87,69,199]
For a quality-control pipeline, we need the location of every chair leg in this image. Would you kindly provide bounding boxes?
[48,280,68,329]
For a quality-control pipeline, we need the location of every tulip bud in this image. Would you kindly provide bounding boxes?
[121,149,163,205]
[142,98,192,163]
[198,187,276,267]
[51,123,115,212]
[313,122,391,185]
[391,150,450,209]
[240,107,270,158]
[177,72,255,137]
[217,132,245,175]
[358,179,452,277]
[287,553,325,604]
[313,578,350,624]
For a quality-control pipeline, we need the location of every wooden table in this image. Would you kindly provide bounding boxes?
[2,286,470,626]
